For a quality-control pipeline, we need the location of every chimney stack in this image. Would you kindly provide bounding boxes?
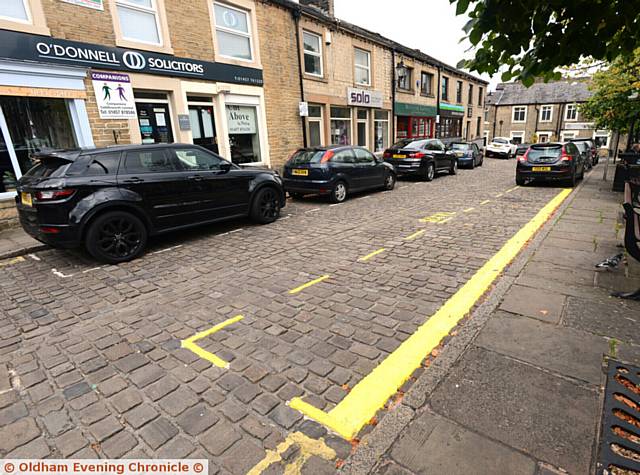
[300,0,334,16]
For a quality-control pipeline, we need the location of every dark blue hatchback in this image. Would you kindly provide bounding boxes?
[282,146,396,203]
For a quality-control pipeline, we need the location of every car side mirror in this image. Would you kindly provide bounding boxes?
[220,162,232,173]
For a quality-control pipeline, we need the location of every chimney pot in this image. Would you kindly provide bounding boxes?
[300,0,334,16]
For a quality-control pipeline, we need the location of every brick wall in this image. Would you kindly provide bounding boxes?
[0,200,17,230]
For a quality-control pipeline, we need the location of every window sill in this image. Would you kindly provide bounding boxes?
[304,74,329,84]
[397,88,414,95]
[115,37,174,55]
[0,20,50,36]
[420,93,435,98]
[215,54,262,70]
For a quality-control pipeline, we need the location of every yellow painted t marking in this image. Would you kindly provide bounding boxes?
[359,248,386,262]
[181,315,243,368]
[290,188,572,440]
[289,275,331,295]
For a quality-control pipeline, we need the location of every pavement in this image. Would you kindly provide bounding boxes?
[0,226,45,260]
[0,159,637,475]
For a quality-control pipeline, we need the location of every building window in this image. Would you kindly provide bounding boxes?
[484,108,489,122]
[354,48,371,86]
[478,87,483,106]
[476,116,481,137]
[456,81,463,103]
[540,105,553,122]
[303,31,323,77]
[511,131,525,144]
[214,2,253,61]
[594,131,610,148]
[565,104,578,121]
[468,84,473,104]
[374,110,389,152]
[560,131,577,142]
[441,76,449,101]
[421,72,433,96]
[226,105,261,164]
[512,106,526,122]
[398,67,412,91]
[115,0,162,45]
[537,132,551,143]
[1,0,30,22]
[330,107,351,145]
[307,105,323,147]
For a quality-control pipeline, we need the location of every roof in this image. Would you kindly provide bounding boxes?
[267,0,488,85]
[490,79,593,106]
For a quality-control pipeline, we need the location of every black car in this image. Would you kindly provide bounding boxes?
[515,143,531,157]
[449,142,484,168]
[570,138,598,165]
[516,142,585,187]
[282,146,396,203]
[572,141,593,170]
[15,144,285,263]
[383,139,457,181]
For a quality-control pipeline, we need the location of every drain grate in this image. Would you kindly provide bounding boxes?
[598,359,640,474]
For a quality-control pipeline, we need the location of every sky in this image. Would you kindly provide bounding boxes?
[333,0,498,90]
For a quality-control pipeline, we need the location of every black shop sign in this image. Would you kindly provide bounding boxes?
[0,29,263,86]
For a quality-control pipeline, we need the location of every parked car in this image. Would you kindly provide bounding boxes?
[282,146,396,203]
[15,144,285,263]
[572,141,593,170]
[448,142,484,168]
[486,137,518,159]
[382,138,457,181]
[516,142,585,187]
[570,138,598,165]
[515,143,531,158]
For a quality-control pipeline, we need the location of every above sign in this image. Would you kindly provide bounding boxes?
[299,101,309,117]
[227,105,257,134]
[0,30,263,87]
[91,71,136,119]
[347,88,384,108]
[60,0,103,10]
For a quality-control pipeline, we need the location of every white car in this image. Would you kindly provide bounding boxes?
[486,137,517,159]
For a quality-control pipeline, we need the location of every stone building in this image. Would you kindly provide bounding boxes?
[484,79,611,148]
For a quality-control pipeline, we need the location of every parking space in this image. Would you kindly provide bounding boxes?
[0,159,567,474]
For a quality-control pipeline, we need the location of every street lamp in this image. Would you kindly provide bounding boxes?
[395,60,407,88]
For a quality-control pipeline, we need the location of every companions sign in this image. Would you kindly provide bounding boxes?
[91,72,136,119]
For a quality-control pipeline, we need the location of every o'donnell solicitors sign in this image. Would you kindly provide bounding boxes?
[347,87,384,108]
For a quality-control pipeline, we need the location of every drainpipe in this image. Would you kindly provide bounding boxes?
[436,66,441,138]
[533,104,540,142]
[391,49,396,142]
[293,8,308,148]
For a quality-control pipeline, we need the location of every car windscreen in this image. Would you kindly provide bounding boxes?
[22,157,72,178]
[450,143,470,150]
[528,146,562,160]
[397,140,426,150]
[492,138,508,144]
[391,139,415,148]
[288,150,325,165]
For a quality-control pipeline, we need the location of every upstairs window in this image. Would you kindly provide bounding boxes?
[214,2,253,61]
[303,31,323,76]
[540,105,553,122]
[468,84,473,104]
[398,67,413,91]
[441,76,449,100]
[354,48,371,86]
[456,81,463,103]
[421,72,433,96]
[115,0,162,45]
[512,106,526,122]
[565,104,578,121]
[478,87,483,106]
[2,0,29,22]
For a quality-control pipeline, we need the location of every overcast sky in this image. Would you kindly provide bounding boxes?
[333,0,498,90]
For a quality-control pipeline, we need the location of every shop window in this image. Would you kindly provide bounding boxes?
[456,81,463,103]
[356,109,368,147]
[330,107,351,146]
[2,0,29,22]
[512,106,526,122]
[115,0,162,45]
[421,72,433,96]
[303,31,323,77]
[441,77,449,101]
[374,110,389,152]
[468,84,473,104]
[214,2,253,61]
[226,105,261,164]
[307,104,323,147]
[396,116,409,139]
[565,104,578,121]
[124,149,176,173]
[354,48,371,86]
[540,105,553,122]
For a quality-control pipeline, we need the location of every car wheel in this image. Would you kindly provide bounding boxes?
[568,172,577,187]
[330,181,348,203]
[251,187,281,224]
[85,211,147,264]
[516,175,525,186]
[479,157,484,167]
[383,172,396,191]
[449,159,458,175]
[424,162,435,182]
[470,158,475,170]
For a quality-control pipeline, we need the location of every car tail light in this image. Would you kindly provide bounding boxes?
[40,226,61,234]
[409,152,426,158]
[35,189,76,201]
[518,150,528,163]
[320,150,335,163]
[560,147,572,162]
[383,151,391,158]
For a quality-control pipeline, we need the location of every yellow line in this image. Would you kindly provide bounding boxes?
[359,248,386,262]
[289,274,331,295]
[506,186,519,193]
[495,193,504,198]
[439,217,453,224]
[181,315,243,368]
[290,188,572,440]
[480,199,491,205]
[0,256,25,268]
[404,229,426,241]
[463,207,475,213]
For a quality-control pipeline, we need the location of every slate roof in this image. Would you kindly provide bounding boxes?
[489,79,593,105]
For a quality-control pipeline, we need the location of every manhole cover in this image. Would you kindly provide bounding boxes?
[598,360,640,474]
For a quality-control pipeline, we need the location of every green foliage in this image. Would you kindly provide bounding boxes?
[581,49,640,132]
[451,0,640,84]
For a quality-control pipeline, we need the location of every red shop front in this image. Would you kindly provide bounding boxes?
[396,116,435,140]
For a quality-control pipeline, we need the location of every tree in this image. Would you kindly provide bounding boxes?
[581,49,640,133]
[452,0,640,85]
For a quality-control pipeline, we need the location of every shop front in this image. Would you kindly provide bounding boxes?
[394,102,437,141]
[438,103,465,141]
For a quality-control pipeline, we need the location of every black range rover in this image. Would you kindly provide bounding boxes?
[16,144,285,263]
[383,138,457,181]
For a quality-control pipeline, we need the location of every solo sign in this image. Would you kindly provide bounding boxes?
[91,72,136,119]
[347,87,383,108]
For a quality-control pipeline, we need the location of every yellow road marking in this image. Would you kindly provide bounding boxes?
[463,207,475,213]
[359,248,386,262]
[404,229,426,241]
[420,212,456,223]
[289,274,331,295]
[495,193,504,198]
[480,199,491,205]
[290,188,572,440]
[0,256,25,268]
[247,431,335,475]
[506,186,519,193]
[181,315,243,368]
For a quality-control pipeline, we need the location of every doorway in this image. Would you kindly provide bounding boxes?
[135,93,174,144]
[188,103,218,153]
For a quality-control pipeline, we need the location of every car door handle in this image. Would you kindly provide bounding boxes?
[188,175,204,181]
[123,177,143,184]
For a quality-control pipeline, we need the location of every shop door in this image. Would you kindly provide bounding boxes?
[189,105,218,153]
[136,103,174,144]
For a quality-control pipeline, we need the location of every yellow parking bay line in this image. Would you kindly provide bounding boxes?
[359,248,386,262]
[181,315,244,368]
[463,207,475,213]
[420,212,456,224]
[290,188,572,440]
[506,186,520,193]
[289,274,331,295]
[404,229,426,241]
[480,199,492,205]
[0,256,25,268]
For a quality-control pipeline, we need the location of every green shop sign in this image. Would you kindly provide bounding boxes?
[394,102,437,117]
[439,103,465,112]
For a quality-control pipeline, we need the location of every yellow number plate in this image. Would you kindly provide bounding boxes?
[21,192,32,207]
[393,154,406,159]
[292,169,309,176]
[532,166,551,172]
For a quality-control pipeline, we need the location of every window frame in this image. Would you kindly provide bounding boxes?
[115,0,163,46]
[478,87,483,107]
[467,83,473,104]
[441,76,449,101]
[306,104,324,147]
[354,47,371,86]
[0,0,49,35]
[0,0,31,24]
[302,30,323,78]
[213,1,254,63]
[420,72,433,96]
[539,105,553,123]
[456,80,463,104]
[565,103,578,121]
[512,106,527,123]
[398,67,413,92]
[373,110,389,152]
